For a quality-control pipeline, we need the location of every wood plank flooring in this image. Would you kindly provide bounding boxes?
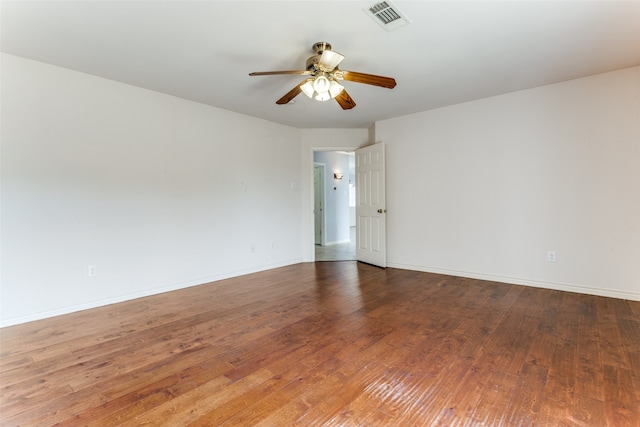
[1,262,639,426]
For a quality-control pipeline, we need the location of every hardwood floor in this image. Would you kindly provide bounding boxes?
[1,262,639,426]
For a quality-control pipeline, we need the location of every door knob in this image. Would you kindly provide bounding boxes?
[377,208,386,214]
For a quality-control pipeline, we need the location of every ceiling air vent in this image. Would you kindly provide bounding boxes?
[364,1,410,32]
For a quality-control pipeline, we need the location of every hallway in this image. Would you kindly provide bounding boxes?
[315,226,356,261]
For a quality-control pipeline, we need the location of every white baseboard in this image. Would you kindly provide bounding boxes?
[324,238,351,246]
[0,258,303,328]
[386,262,640,302]
[6,259,635,328]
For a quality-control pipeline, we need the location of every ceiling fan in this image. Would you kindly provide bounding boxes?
[249,42,396,110]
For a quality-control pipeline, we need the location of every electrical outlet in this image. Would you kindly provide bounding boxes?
[88,265,97,277]
[547,251,557,263]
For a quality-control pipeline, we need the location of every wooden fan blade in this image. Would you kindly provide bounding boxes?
[276,83,304,105]
[249,70,311,76]
[335,90,356,110]
[341,71,396,89]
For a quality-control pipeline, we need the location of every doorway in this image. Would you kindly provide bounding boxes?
[313,151,356,261]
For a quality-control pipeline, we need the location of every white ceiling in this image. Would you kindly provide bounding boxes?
[2,1,639,129]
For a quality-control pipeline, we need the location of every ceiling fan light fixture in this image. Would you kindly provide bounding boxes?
[315,92,331,102]
[301,79,315,98]
[318,50,345,71]
[302,75,344,102]
[329,80,344,98]
[312,75,331,94]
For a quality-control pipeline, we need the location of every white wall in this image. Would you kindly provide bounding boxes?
[376,67,640,300]
[3,55,637,327]
[300,129,369,261]
[313,151,350,245]
[1,54,303,326]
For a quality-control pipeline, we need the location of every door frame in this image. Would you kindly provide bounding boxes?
[308,147,358,262]
[313,162,326,246]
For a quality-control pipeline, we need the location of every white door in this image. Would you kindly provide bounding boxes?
[355,142,386,267]
[313,164,324,245]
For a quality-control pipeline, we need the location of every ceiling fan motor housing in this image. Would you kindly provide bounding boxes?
[306,55,321,71]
